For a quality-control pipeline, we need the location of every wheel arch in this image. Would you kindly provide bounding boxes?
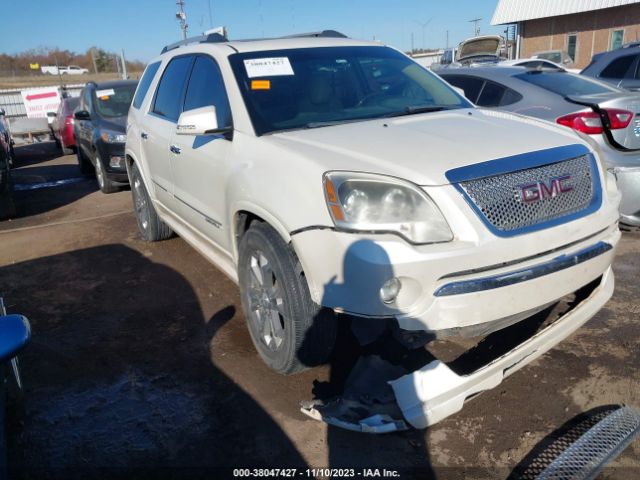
[232,204,292,263]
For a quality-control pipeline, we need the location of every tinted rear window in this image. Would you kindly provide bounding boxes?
[443,75,522,107]
[133,61,161,109]
[600,54,636,79]
[477,80,522,107]
[515,72,617,96]
[442,75,483,103]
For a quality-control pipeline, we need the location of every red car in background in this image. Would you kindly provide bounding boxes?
[52,96,80,155]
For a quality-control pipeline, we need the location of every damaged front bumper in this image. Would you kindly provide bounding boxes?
[302,268,614,432]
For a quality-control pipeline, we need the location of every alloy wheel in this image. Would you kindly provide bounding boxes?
[95,157,104,189]
[133,177,149,231]
[247,251,286,351]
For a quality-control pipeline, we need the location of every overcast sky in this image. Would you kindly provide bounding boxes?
[4,0,506,61]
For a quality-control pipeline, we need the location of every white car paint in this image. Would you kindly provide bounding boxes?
[125,35,621,429]
[499,58,581,74]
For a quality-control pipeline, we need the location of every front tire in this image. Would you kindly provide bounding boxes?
[76,147,94,176]
[0,171,16,219]
[238,222,336,374]
[94,155,118,194]
[130,161,173,241]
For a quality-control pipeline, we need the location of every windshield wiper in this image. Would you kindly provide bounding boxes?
[387,105,453,118]
[304,118,366,129]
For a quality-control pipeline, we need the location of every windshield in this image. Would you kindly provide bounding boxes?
[94,84,137,118]
[515,71,619,96]
[229,46,470,135]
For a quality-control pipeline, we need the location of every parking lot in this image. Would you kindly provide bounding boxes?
[1,142,639,479]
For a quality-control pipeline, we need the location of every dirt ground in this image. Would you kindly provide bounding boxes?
[0,72,143,89]
[0,142,638,480]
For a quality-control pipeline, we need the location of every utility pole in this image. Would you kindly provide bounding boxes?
[90,47,98,74]
[446,30,449,49]
[411,32,414,54]
[469,17,482,37]
[176,0,188,40]
[120,49,127,79]
[207,0,213,29]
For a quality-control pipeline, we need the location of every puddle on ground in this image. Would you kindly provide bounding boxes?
[13,177,88,191]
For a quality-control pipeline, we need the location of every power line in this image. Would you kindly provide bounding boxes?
[413,17,433,50]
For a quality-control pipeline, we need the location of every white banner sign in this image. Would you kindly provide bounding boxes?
[20,87,61,119]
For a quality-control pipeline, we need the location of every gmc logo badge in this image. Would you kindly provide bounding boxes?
[518,175,573,203]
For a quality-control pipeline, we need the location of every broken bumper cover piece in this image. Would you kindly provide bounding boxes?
[301,400,408,434]
[389,268,614,429]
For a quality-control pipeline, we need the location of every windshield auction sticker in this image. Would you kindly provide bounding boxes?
[95,89,115,98]
[243,57,294,78]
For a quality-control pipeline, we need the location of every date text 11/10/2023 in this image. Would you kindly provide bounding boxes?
[232,468,401,478]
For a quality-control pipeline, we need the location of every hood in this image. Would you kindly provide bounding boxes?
[99,114,127,133]
[457,35,502,61]
[265,108,588,186]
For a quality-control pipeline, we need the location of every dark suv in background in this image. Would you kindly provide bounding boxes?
[582,43,640,91]
[74,80,138,193]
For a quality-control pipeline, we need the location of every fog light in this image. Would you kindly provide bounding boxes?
[380,277,402,304]
[109,156,124,168]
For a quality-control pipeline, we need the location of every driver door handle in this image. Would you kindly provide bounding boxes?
[169,144,181,155]
[141,132,148,140]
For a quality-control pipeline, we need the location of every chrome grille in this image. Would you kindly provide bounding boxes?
[459,155,594,232]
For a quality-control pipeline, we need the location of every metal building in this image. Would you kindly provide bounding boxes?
[491,0,640,68]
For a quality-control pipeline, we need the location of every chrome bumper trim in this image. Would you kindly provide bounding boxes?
[434,241,612,297]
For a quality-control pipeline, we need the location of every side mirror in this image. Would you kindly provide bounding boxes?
[0,108,5,116]
[176,106,232,136]
[74,110,91,121]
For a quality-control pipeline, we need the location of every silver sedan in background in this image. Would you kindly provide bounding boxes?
[440,66,640,230]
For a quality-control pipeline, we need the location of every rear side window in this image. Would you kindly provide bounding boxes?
[600,55,635,79]
[476,80,522,107]
[133,61,161,109]
[183,56,232,127]
[444,75,522,107]
[443,75,483,103]
[152,56,194,121]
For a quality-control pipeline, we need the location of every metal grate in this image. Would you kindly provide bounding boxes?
[537,406,640,480]
[459,155,594,232]
[512,406,640,480]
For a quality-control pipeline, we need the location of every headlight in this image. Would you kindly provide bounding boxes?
[100,130,126,143]
[323,172,453,244]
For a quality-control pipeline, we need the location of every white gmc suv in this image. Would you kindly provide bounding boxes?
[125,31,621,429]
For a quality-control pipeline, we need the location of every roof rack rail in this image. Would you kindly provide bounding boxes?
[160,29,348,54]
[161,32,228,54]
[278,30,348,39]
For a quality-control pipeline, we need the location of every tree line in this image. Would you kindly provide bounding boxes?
[0,47,146,76]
